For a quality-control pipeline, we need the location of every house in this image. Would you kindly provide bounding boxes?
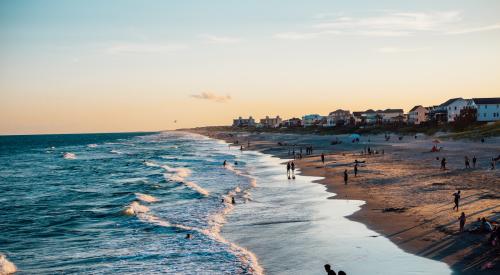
[302,114,324,127]
[439,98,472,122]
[232,116,256,127]
[259,116,282,128]
[473,98,500,122]
[427,105,447,123]
[326,109,352,127]
[352,112,364,125]
[408,105,428,125]
[377,109,405,123]
[361,109,378,124]
[282,117,302,128]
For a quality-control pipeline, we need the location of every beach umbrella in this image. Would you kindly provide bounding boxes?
[349,134,361,139]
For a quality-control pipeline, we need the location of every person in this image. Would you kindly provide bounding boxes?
[338,272,346,275]
[321,153,325,164]
[286,162,291,179]
[185,233,192,239]
[453,190,461,211]
[234,161,238,165]
[441,158,447,170]
[291,161,295,179]
[481,217,494,233]
[324,264,336,275]
[458,212,466,233]
[472,156,477,168]
[231,197,236,204]
[354,163,358,177]
[481,138,485,143]
[491,158,496,170]
[344,170,348,185]
[223,160,227,167]
[465,156,470,168]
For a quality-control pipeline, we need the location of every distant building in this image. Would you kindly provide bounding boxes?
[439,98,472,122]
[302,114,324,127]
[473,98,500,122]
[427,105,447,123]
[259,116,282,128]
[326,109,352,127]
[408,105,428,125]
[361,109,378,124]
[232,116,256,127]
[377,109,405,123]
[352,111,364,125]
[282,117,302,127]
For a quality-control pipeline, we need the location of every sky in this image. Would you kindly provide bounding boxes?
[1,0,500,134]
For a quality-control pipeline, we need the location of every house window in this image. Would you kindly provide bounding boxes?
[454,106,457,110]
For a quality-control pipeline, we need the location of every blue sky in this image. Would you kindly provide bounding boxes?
[1,0,500,134]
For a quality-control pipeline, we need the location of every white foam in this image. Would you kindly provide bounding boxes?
[144,161,159,167]
[184,182,209,196]
[0,253,17,275]
[110,150,123,155]
[123,201,150,216]
[135,193,159,203]
[63,152,76,159]
[87,144,98,148]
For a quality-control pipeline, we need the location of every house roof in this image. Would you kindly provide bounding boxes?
[352,112,363,116]
[379,109,404,113]
[439,97,463,107]
[365,109,376,113]
[409,105,423,112]
[473,98,500,105]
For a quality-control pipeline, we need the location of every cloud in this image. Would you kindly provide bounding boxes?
[190,92,231,103]
[446,23,500,34]
[274,10,500,39]
[199,34,241,44]
[106,43,187,54]
[377,46,430,53]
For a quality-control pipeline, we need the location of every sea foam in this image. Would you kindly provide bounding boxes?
[0,253,17,275]
[63,152,76,159]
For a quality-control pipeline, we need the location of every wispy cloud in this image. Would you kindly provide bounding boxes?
[275,11,500,40]
[377,46,430,53]
[447,23,500,35]
[106,43,187,54]
[199,34,241,44]
[190,92,231,103]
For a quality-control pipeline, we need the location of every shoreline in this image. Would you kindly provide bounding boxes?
[186,128,500,274]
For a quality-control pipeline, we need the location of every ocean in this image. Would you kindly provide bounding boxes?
[0,131,452,274]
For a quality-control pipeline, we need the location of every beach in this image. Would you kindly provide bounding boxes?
[187,128,500,274]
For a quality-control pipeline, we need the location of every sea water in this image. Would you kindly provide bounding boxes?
[0,132,452,274]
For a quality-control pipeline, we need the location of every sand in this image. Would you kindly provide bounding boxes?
[186,128,500,274]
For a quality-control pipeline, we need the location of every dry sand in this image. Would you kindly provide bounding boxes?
[188,129,500,274]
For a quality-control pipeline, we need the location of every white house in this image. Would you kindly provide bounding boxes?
[377,109,405,123]
[439,98,472,122]
[408,105,428,125]
[473,98,500,122]
[326,109,352,127]
[232,116,256,127]
[302,114,324,127]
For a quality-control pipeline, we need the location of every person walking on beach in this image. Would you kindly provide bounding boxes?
[286,162,291,179]
[441,158,447,170]
[354,163,358,177]
[321,153,325,164]
[223,160,227,167]
[453,190,461,211]
[324,264,336,275]
[465,156,470,169]
[472,156,477,168]
[344,170,348,185]
[458,212,466,233]
[291,161,296,179]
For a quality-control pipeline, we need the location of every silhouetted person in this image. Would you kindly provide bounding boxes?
[344,170,348,185]
[185,233,192,239]
[291,161,295,179]
[231,197,236,204]
[324,264,336,275]
[287,162,291,179]
[453,190,461,211]
[472,156,477,168]
[338,271,346,275]
[354,163,358,177]
[223,160,227,167]
[465,156,470,168]
[321,153,325,164]
[441,158,447,170]
[459,212,466,233]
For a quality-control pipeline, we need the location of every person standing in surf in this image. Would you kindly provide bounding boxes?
[291,161,296,179]
[344,170,348,185]
[321,153,325,164]
[354,163,358,177]
[287,162,291,179]
[453,190,461,211]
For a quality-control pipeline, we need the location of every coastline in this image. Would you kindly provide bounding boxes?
[186,128,500,274]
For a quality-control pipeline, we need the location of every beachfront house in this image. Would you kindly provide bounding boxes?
[377,109,405,124]
[282,117,302,128]
[232,116,256,127]
[259,116,282,128]
[473,98,500,122]
[326,109,352,127]
[352,112,364,125]
[302,114,324,127]
[361,109,378,124]
[427,105,447,123]
[408,105,429,125]
[438,98,472,122]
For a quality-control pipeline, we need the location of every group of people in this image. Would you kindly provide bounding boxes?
[438,155,497,170]
[324,264,347,275]
[463,156,477,168]
[361,146,382,155]
[286,161,296,179]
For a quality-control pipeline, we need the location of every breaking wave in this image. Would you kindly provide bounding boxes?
[63,152,76,159]
[0,253,17,275]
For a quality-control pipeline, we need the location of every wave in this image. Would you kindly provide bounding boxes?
[63,152,76,159]
[110,150,123,155]
[184,182,209,196]
[135,193,159,203]
[225,164,258,187]
[87,144,98,148]
[144,161,159,167]
[122,201,150,216]
[0,253,17,275]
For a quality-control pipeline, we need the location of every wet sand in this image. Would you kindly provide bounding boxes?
[187,128,500,274]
